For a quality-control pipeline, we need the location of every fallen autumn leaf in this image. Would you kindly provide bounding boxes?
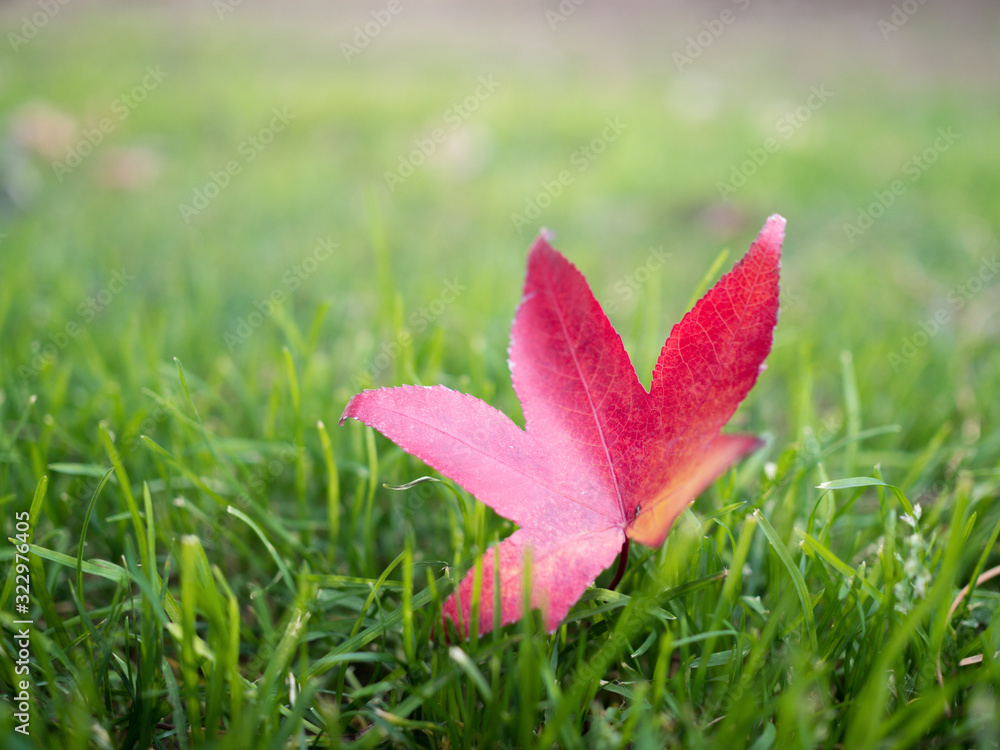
[341,214,784,637]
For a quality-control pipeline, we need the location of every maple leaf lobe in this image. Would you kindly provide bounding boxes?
[627,213,783,546]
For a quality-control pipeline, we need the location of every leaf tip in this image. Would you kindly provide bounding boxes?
[339,392,363,426]
[759,214,786,253]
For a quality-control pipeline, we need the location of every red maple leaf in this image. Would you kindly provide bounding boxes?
[340,214,784,637]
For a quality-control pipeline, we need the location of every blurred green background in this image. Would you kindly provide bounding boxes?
[2,1,998,447]
[4,2,999,449]
[2,2,1000,746]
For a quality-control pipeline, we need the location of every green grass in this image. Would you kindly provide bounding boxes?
[1,5,1000,748]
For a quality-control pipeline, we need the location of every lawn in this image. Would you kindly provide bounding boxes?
[1,2,999,748]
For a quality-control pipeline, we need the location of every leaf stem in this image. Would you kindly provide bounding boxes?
[608,538,630,591]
